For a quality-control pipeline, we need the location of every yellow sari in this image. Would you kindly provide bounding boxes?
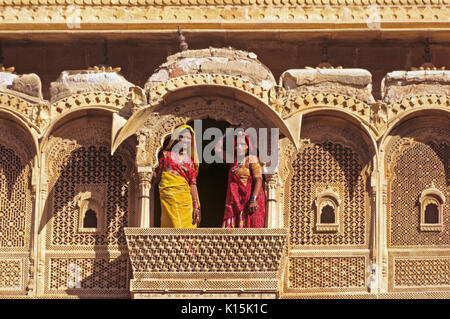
[159,125,200,228]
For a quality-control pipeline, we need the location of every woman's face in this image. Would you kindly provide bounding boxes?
[178,130,192,152]
[236,137,248,157]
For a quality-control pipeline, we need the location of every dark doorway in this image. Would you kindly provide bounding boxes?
[153,118,230,227]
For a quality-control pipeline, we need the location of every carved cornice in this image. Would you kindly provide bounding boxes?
[0,92,49,134]
[0,0,446,7]
[283,92,372,121]
[388,94,450,122]
[51,91,128,118]
[0,4,447,31]
[148,73,270,106]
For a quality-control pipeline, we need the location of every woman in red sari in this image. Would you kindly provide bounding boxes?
[215,130,266,228]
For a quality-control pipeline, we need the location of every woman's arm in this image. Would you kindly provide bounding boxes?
[248,155,263,215]
[190,184,201,225]
[248,177,262,215]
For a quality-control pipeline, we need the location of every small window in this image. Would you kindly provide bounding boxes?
[315,187,340,232]
[74,185,106,233]
[83,209,98,228]
[320,205,335,224]
[419,183,445,232]
[424,204,439,224]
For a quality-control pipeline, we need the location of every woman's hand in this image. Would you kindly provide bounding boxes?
[248,201,258,215]
[192,206,201,225]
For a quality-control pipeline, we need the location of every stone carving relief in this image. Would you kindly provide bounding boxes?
[418,183,445,232]
[0,92,50,134]
[282,121,373,247]
[45,120,135,248]
[0,121,34,250]
[386,139,449,247]
[50,91,127,118]
[0,3,446,27]
[137,96,267,168]
[394,258,450,287]
[74,184,107,234]
[288,256,366,290]
[0,259,22,290]
[281,92,371,124]
[125,228,287,274]
[147,73,271,107]
[388,94,450,121]
[42,117,135,297]
[385,123,450,248]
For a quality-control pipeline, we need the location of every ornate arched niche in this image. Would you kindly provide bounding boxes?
[42,111,136,297]
[383,115,449,248]
[281,112,374,248]
[0,116,36,293]
[135,95,287,228]
[280,112,375,295]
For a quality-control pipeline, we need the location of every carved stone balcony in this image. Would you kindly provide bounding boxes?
[124,228,287,299]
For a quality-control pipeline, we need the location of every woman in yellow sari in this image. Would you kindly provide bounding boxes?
[157,125,201,228]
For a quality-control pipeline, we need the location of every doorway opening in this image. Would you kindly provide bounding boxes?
[153,118,230,227]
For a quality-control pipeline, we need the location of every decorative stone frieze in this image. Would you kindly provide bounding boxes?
[0,4,447,31]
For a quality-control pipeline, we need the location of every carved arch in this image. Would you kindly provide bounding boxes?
[133,95,283,168]
[0,118,36,251]
[0,92,49,136]
[381,96,450,148]
[0,110,40,162]
[280,92,382,138]
[112,80,301,157]
[41,93,127,155]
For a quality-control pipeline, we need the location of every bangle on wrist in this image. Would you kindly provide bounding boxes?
[250,195,258,202]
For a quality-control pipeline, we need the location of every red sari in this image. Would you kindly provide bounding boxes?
[222,156,266,228]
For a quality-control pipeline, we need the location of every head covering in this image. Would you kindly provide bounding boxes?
[166,124,199,173]
[232,131,255,164]
[234,132,254,153]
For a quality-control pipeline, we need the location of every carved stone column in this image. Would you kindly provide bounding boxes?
[265,173,281,228]
[36,154,48,297]
[368,182,378,294]
[137,167,153,228]
[378,151,389,293]
[27,174,37,297]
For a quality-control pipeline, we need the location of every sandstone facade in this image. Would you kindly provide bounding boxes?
[0,2,448,299]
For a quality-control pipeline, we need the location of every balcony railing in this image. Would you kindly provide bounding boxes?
[124,228,287,298]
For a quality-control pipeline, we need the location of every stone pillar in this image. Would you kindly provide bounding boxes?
[378,151,389,293]
[265,173,281,228]
[27,161,38,297]
[36,154,48,297]
[137,167,153,228]
[368,181,378,294]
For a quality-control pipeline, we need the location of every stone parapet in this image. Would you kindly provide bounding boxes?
[382,70,450,104]
[146,48,275,91]
[50,69,135,103]
[124,228,287,298]
[280,68,375,105]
